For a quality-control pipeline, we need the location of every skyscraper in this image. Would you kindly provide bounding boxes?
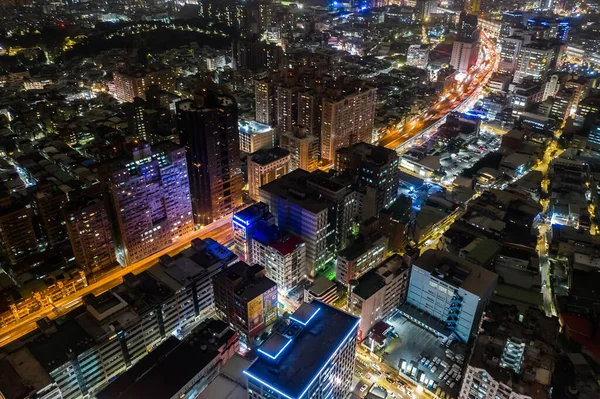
[320,84,376,163]
[65,187,116,273]
[280,126,320,172]
[0,198,38,264]
[103,142,194,265]
[513,41,556,84]
[498,37,524,74]
[255,78,276,125]
[248,147,291,202]
[244,301,359,399]
[177,91,243,225]
[450,38,480,74]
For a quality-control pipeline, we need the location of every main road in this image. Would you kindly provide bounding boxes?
[0,216,234,347]
[378,31,498,153]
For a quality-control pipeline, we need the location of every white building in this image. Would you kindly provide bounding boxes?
[402,250,497,343]
[406,44,430,69]
[450,38,480,74]
[513,43,556,84]
[238,120,274,154]
[350,254,409,341]
[498,36,524,74]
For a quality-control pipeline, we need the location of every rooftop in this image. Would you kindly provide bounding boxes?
[239,119,273,134]
[249,147,291,166]
[96,319,235,399]
[245,301,359,399]
[214,261,277,302]
[414,250,498,298]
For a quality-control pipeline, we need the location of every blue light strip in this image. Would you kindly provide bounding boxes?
[232,219,247,231]
[257,338,292,360]
[297,319,360,399]
[243,371,295,399]
[290,307,321,326]
[233,215,250,226]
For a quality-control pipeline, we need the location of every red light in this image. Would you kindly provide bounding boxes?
[59,23,65,28]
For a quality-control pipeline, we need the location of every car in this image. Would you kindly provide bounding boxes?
[360,384,368,392]
[389,393,396,398]
[431,366,437,373]
[424,360,431,368]
[386,377,394,384]
[449,381,456,389]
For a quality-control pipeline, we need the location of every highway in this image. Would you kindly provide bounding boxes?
[378,32,498,154]
[0,215,233,348]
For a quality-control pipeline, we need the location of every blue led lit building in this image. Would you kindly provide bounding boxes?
[245,301,359,399]
[232,203,274,262]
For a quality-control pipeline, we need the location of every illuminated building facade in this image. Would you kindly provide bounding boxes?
[406,44,430,69]
[245,301,359,399]
[320,86,376,163]
[177,93,243,225]
[336,233,388,286]
[248,147,291,202]
[113,67,175,103]
[514,43,556,84]
[239,120,275,154]
[255,79,276,125]
[65,188,116,273]
[104,142,194,265]
[498,37,524,74]
[0,199,38,264]
[280,126,320,172]
[232,202,274,262]
[212,261,278,342]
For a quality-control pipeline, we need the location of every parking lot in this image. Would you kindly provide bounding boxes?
[381,311,468,399]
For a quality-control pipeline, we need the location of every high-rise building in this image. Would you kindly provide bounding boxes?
[498,37,524,74]
[402,250,498,343]
[450,37,480,74]
[103,142,194,265]
[320,84,376,163]
[239,120,275,154]
[297,91,322,140]
[250,222,306,295]
[406,44,430,69]
[232,202,274,262]
[335,142,400,218]
[65,187,116,273]
[542,74,560,101]
[350,254,409,342]
[34,186,68,248]
[244,301,359,399]
[336,233,388,286]
[550,88,575,122]
[415,0,437,21]
[177,92,243,225]
[248,147,291,202]
[114,66,175,103]
[212,261,278,343]
[0,198,38,264]
[280,126,320,172]
[232,38,283,72]
[254,79,276,125]
[125,97,149,141]
[276,84,300,134]
[514,42,556,84]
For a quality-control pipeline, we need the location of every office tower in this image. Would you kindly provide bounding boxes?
[113,66,175,103]
[232,37,283,72]
[255,79,276,125]
[542,74,560,101]
[239,120,275,154]
[104,142,194,265]
[451,38,480,74]
[514,42,556,84]
[458,12,479,38]
[350,254,409,341]
[406,44,430,69]
[276,85,300,134]
[177,92,243,225]
[0,198,38,264]
[336,233,388,286]
[402,250,498,343]
[320,85,376,163]
[280,126,320,172]
[498,37,524,74]
[125,97,149,141]
[34,186,68,248]
[233,202,274,262]
[248,147,291,202]
[212,261,278,342]
[416,0,436,21]
[65,188,116,273]
[336,142,400,218]
[258,170,338,276]
[250,222,306,294]
[245,301,359,399]
[297,91,322,140]
[97,319,239,399]
[550,88,575,122]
